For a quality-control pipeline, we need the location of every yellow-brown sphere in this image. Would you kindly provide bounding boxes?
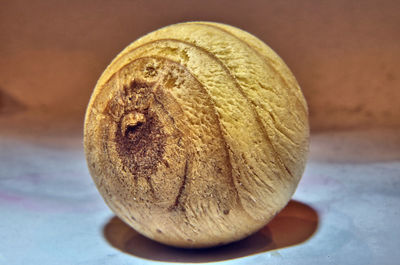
[84,22,309,248]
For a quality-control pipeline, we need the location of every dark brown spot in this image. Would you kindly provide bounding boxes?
[126,121,142,135]
[110,80,167,183]
[169,159,189,211]
[145,66,157,77]
[283,163,293,178]
[156,229,163,234]
[223,209,230,215]
[163,160,170,168]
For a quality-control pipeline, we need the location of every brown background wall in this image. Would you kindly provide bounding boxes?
[1,0,399,130]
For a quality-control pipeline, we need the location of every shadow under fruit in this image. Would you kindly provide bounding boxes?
[103,200,319,263]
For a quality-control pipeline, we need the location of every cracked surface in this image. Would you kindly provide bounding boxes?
[84,22,309,248]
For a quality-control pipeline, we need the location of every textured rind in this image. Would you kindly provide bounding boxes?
[84,22,309,248]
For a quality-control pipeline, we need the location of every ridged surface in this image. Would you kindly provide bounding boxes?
[84,22,309,248]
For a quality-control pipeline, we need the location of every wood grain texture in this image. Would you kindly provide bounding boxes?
[84,22,309,248]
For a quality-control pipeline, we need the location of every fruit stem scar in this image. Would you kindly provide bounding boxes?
[121,112,146,136]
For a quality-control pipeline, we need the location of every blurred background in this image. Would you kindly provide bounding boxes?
[1,0,399,130]
[1,1,400,265]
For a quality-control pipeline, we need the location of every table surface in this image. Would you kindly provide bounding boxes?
[1,112,399,265]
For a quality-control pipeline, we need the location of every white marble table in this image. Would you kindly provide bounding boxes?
[1,112,399,265]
